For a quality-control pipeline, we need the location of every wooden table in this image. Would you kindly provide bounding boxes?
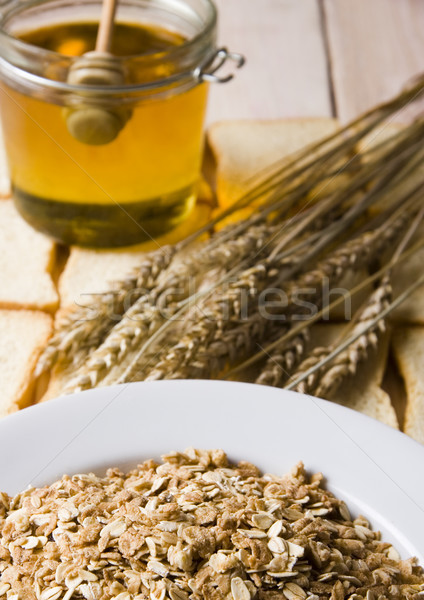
[207,0,424,125]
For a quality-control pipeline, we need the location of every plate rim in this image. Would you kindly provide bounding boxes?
[0,380,423,559]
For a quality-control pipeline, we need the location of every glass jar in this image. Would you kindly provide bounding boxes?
[0,0,243,247]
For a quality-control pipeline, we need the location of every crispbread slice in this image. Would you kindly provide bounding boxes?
[392,326,424,444]
[0,125,10,198]
[335,385,398,429]
[308,324,398,428]
[208,118,339,208]
[0,200,58,312]
[57,201,212,310]
[0,310,52,418]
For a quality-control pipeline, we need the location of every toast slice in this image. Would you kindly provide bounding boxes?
[0,200,58,312]
[308,324,398,428]
[0,310,52,418]
[392,326,424,444]
[208,118,339,209]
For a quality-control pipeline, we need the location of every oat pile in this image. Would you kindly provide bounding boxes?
[0,449,423,600]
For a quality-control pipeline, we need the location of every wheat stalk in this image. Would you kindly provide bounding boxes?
[288,275,392,397]
[209,74,424,235]
[65,253,302,391]
[246,197,424,388]
[129,164,422,383]
[253,206,420,390]
[225,235,424,386]
[122,205,412,384]
[61,172,424,393]
[40,202,323,382]
[39,221,279,383]
[285,203,424,397]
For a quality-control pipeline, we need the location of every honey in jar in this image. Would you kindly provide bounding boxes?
[0,0,240,247]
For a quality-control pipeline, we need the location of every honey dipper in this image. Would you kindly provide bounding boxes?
[66,0,130,145]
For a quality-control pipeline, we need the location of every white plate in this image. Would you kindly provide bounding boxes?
[0,381,423,561]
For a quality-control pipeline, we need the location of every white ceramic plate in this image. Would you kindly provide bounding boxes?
[0,381,423,561]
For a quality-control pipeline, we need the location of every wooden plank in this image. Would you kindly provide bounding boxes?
[324,0,424,123]
[206,0,332,123]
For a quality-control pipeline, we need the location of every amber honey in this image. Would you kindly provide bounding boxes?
[0,20,210,246]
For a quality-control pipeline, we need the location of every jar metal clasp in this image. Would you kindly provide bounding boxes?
[194,47,245,84]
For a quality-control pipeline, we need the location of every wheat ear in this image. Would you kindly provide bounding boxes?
[288,275,392,398]
[284,272,424,396]
[255,331,309,387]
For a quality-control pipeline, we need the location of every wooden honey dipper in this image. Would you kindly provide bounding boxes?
[66,0,131,145]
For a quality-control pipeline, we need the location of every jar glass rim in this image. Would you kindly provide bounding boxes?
[0,0,218,90]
